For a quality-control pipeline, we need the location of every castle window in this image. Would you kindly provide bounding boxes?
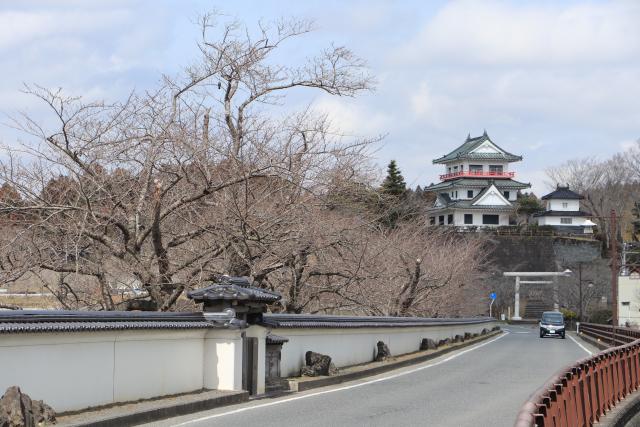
[464,214,473,224]
[503,191,510,199]
[489,165,503,173]
[467,190,473,198]
[439,215,444,225]
[430,217,435,225]
[447,214,453,224]
[469,165,483,173]
[482,214,499,225]
[562,202,568,208]
[561,218,573,224]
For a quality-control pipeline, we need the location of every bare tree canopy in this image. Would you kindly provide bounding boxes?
[0,14,487,316]
[545,142,640,245]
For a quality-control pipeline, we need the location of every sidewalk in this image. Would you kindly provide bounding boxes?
[56,389,248,427]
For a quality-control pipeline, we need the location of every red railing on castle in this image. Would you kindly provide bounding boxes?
[514,326,640,427]
[439,170,515,180]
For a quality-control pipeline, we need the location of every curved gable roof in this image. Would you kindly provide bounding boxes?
[541,186,584,200]
[433,132,522,164]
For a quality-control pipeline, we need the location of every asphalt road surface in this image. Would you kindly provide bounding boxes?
[145,325,599,427]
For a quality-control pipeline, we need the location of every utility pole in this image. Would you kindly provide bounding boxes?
[578,262,583,321]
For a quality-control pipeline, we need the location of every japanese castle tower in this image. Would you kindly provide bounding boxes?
[425,131,530,227]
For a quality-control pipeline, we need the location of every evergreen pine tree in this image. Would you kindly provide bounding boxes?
[381,160,406,196]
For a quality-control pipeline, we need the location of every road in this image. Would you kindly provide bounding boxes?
[145,325,599,427]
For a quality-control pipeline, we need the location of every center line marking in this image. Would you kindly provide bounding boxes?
[173,331,509,426]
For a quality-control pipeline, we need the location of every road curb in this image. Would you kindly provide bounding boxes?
[576,331,610,351]
[289,330,502,392]
[57,390,249,427]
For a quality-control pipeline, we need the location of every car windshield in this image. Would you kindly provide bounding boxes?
[541,313,564,325]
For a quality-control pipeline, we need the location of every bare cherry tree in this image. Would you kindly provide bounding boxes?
[359,223,489,317]
[0,14,374,311]
[546,156,634,247]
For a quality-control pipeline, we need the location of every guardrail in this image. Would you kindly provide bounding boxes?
[580,323,640,347]
[514,336,640,426]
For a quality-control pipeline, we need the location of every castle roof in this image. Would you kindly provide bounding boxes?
[433,131,522,164]
[429,183,515,212]
[533,210,592,217]
[425,178,530,192]
[541,186,584,200]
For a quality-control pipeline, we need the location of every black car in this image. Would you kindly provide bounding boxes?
[539,311,565,339]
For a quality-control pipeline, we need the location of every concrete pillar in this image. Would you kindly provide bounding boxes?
[245,325,268,395]
[512,276,522,320]
[203,329,243,391]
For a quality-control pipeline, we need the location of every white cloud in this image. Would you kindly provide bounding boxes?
[0,9,131,51]
[398,1,640,65]
[382,0,640,141]
[620,139,640,152]
[313,96,391,136]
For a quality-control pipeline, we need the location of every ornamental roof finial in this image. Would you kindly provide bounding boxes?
[466,133,471,141]
[483,129,488,137]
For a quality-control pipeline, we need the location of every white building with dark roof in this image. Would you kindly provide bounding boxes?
[425,131,530,227]
[534,185,595,233]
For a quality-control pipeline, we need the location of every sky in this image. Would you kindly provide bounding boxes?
[1,0,639,194]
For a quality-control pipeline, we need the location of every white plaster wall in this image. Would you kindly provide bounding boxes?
[0,333,116,411]
[537,216,590,226]
[547,199,580,211]
[502,190,516,201]
[447,186,515,202]
[445,161,509,174]
[458,188,475,199]
[0,328,243,413]
[275,321,498,377]
[113,330,205,403]
[453,211,509,227]
[203,329,243,391]
[475,188,507,205]
[618,276,640,327]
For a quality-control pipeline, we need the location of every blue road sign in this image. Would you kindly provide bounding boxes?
[489,292,497,300]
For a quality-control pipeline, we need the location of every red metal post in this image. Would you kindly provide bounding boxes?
[611,210,618,331]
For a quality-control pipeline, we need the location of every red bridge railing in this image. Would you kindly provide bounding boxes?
[579,323,640,347]
[514,325,640,427]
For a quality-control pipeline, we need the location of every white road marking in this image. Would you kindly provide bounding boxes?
[503,326,534,333]
[173,332,509,426]
[568,334,593,355]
